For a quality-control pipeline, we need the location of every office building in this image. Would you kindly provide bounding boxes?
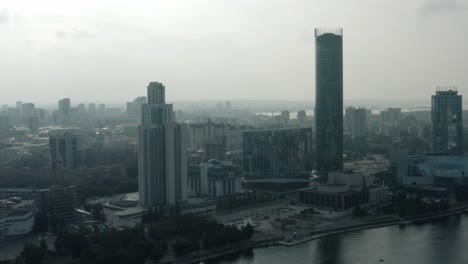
[188,160,242,197]
[299,171,386,210]
[138,82,188,206]
[49,133,84,169]
[390,150,468,187]
[36,186,77,231]
[432,88,463,155]
[188,122,249,152]
[315,27,343,173]
[243,127,313,190]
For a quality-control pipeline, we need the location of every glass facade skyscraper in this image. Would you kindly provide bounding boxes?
[315,28,343,173]
[243,127,313,181]
[432,88,463,155]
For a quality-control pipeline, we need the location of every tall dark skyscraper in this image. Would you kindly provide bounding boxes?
[315,27,343,173]
[432,87,463,155]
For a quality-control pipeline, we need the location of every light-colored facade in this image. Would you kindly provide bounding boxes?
[127,96,147,121]
[300,171,387,210]
[188,160,242,197]
[188,122,251,152]
[0,210,34,238]
[138,82,188,206]
[345,107,368,138]
[0,199,35,238]
[389,150,468,187]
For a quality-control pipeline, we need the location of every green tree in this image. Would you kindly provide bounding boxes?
[150,245,164,261]
[353,206,367,217]
[20,243,45,264]
[172,240,199,256]
[39,238,48,252]
[439,199,450,210]
[92,203,106,221]
[242,223,254,240]
[68,233,89,258]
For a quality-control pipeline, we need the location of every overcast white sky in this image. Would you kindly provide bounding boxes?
[1,0,467,104]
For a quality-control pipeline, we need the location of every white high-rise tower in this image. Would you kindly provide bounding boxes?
[138,82,188,206]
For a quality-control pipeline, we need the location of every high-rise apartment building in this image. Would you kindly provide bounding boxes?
[297,110,307,126]
[432,88,463,154]
[380,107,401,127]
[16,101,23,123]
[138,82,188,206]
[345,107,368,138]
[49,133,84,169]
[98,104,106,118]
[58,98,71,124]
[127,96,147,121]
[280,110,290,125]
[21,103,35,123]
[28,116,39,134]
[0,115,10,131]
[315,27,343,173]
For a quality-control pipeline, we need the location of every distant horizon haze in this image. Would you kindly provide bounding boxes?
[1,0,467,103]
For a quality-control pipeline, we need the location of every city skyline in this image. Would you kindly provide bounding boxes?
[3,1,468,264]
[1,0,468,103]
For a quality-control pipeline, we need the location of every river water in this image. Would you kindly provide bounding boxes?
[210,214,468,264]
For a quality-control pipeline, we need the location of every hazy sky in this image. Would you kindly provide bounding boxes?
[1,0,467,105]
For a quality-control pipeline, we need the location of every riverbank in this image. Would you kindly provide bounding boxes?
[161,238,280,264]
[160,204,468,263]
[279,204,468,246]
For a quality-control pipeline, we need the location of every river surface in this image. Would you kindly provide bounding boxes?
[210,214,468,264]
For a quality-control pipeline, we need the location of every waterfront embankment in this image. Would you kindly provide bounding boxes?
[163,204,468,263]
